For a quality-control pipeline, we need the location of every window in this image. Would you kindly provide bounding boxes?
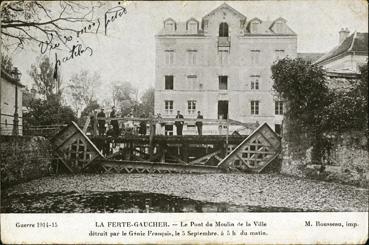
[165,125,173,136]
[219,76,228,90]
[164,100,173,114]
[250,50,260,65]
[187,50,197,65]
[250,75,260,90]
[219,50,229,65]
[250,22,259,33]
[251,80,259,90]
[165,20,176,32]
[187,75,197,90]
[251,100,259,115]
[187,21,198,33]
[165,50,175,65]
[187,100,196,114]
[275,22,283,33]
[165,76,173,90]
[219,22,229,37]
[275,101,284,115]
[274,49,285,60]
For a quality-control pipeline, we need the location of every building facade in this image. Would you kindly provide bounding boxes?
[0,68,24,136]
[314,29,368,91]
[314,29,368,76]
[154,3,297,135]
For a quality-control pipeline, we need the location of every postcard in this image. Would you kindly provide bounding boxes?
[1,0,368,244]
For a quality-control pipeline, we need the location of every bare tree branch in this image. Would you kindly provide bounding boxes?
[1,1,104,51]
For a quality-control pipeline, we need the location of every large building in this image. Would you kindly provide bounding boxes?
[154,3,297,135]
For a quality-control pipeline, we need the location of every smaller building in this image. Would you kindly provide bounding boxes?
[0,67,24,136]
[314,29,368,75]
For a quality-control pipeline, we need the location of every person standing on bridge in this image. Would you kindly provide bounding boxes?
[196,111,203,136]
[97,108,106,136]
[110,106,119,137]
[175,110,184,136]
[139,114,147,135]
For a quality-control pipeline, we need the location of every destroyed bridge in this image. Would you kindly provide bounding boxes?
[49,116,282,174]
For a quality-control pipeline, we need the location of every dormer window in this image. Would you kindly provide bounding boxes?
[251,22,259,33]
[164,18,176,32]
[249,18,261,33]
[272,18,286,34]
[187,19,199,34]
[275,22,283,33]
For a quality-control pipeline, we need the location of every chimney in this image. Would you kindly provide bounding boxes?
[339,28,350,43]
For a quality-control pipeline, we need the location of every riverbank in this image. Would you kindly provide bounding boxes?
[2,173,367,212]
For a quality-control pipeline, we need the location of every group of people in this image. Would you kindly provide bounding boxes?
[90,106,121,137]
[91,107,204,136]
[174,110,203,136]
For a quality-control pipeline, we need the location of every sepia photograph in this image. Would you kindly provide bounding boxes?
[0,0,368,244]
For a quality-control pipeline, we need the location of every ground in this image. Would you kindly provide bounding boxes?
[2,173,367,212]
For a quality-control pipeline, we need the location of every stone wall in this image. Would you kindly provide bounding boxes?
[0,135,53,188]
[281,123,369,187]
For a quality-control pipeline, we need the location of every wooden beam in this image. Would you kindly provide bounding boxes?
[190,150,221,164]
[82,116,90,133]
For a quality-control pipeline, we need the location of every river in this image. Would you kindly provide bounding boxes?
[2,174,367,212]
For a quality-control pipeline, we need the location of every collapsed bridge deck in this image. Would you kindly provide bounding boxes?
[50,118,281,174]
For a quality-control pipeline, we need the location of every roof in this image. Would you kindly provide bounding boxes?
[158,3,295,36]
[1,68,25,87]
[157,21,204,36]
[244,20,296,35]
[297,53,325,63]
[203,3,246,20]
[314,32,368,65]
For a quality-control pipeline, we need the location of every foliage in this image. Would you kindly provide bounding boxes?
[136,87,155,117]
[1,1,104,51]
[112,81,137,106]
[321,63,368,134]
[80,100,100,119]
[272,58,330,131]
[29,56,57,99]
[23,94,76,127]
[67,70,101,114]
[1,54,14,72]
[111,81,138,116]
[271,58,367,164]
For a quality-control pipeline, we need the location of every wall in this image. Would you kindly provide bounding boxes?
[322,53,367,74]
[0,135,53,188]
[0,76,23,135]
[281,123,369,187]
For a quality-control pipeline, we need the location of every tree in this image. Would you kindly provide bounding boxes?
[272,58,368,165]
[1,1,104,50]
[23,94,76,127]
[137,87,155,117]
[321,63,368,134]
[80,100,100,119]
[1,54,14,72]
[111,81,138,116]
[271,57,330,163]
[66,70,101,115]
[29,56,57,99]
[112,81,137,106]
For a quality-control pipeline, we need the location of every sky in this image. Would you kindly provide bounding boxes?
[8,0,369,102]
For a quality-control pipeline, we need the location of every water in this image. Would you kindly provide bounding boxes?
[1,191,311,213]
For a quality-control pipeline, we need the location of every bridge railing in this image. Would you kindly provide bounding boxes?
[85,115,259,151]
[23,124,67,138]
